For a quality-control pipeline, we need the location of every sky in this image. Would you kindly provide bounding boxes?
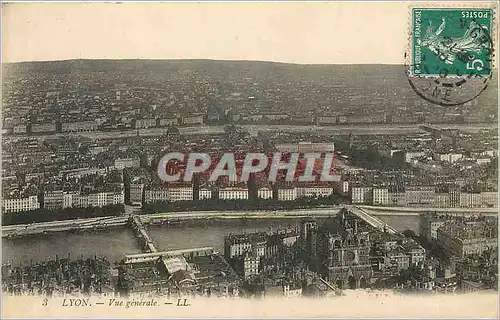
[1,2,496,64]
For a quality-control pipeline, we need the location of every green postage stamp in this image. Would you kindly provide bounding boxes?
[411,8,494,77]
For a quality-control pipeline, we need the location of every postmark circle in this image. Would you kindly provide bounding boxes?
[407,71,491,107]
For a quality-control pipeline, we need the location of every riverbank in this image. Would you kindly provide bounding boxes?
[2,209,341,238]
[3,205,497,238]
[360,205,498,216]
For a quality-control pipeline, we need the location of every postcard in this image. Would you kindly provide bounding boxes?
[1,1,498,319]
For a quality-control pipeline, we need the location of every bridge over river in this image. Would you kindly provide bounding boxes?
[345,205,398,234]
[129,215,159,253]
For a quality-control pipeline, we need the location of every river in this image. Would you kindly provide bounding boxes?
[2,215,420,266]
[4,123,496,141]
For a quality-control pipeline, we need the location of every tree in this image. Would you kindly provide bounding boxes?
[402,229,417,238]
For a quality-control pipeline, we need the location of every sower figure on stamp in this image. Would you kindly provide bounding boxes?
[419,17,491,66]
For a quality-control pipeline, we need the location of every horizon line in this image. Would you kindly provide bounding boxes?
[3,57,407,66]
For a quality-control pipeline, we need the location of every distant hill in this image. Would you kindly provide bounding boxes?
[3,59,406,79]
[5,58,496,84]
[3,59,497,116]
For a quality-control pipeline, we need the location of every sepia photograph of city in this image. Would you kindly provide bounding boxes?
[1,1,499,319]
